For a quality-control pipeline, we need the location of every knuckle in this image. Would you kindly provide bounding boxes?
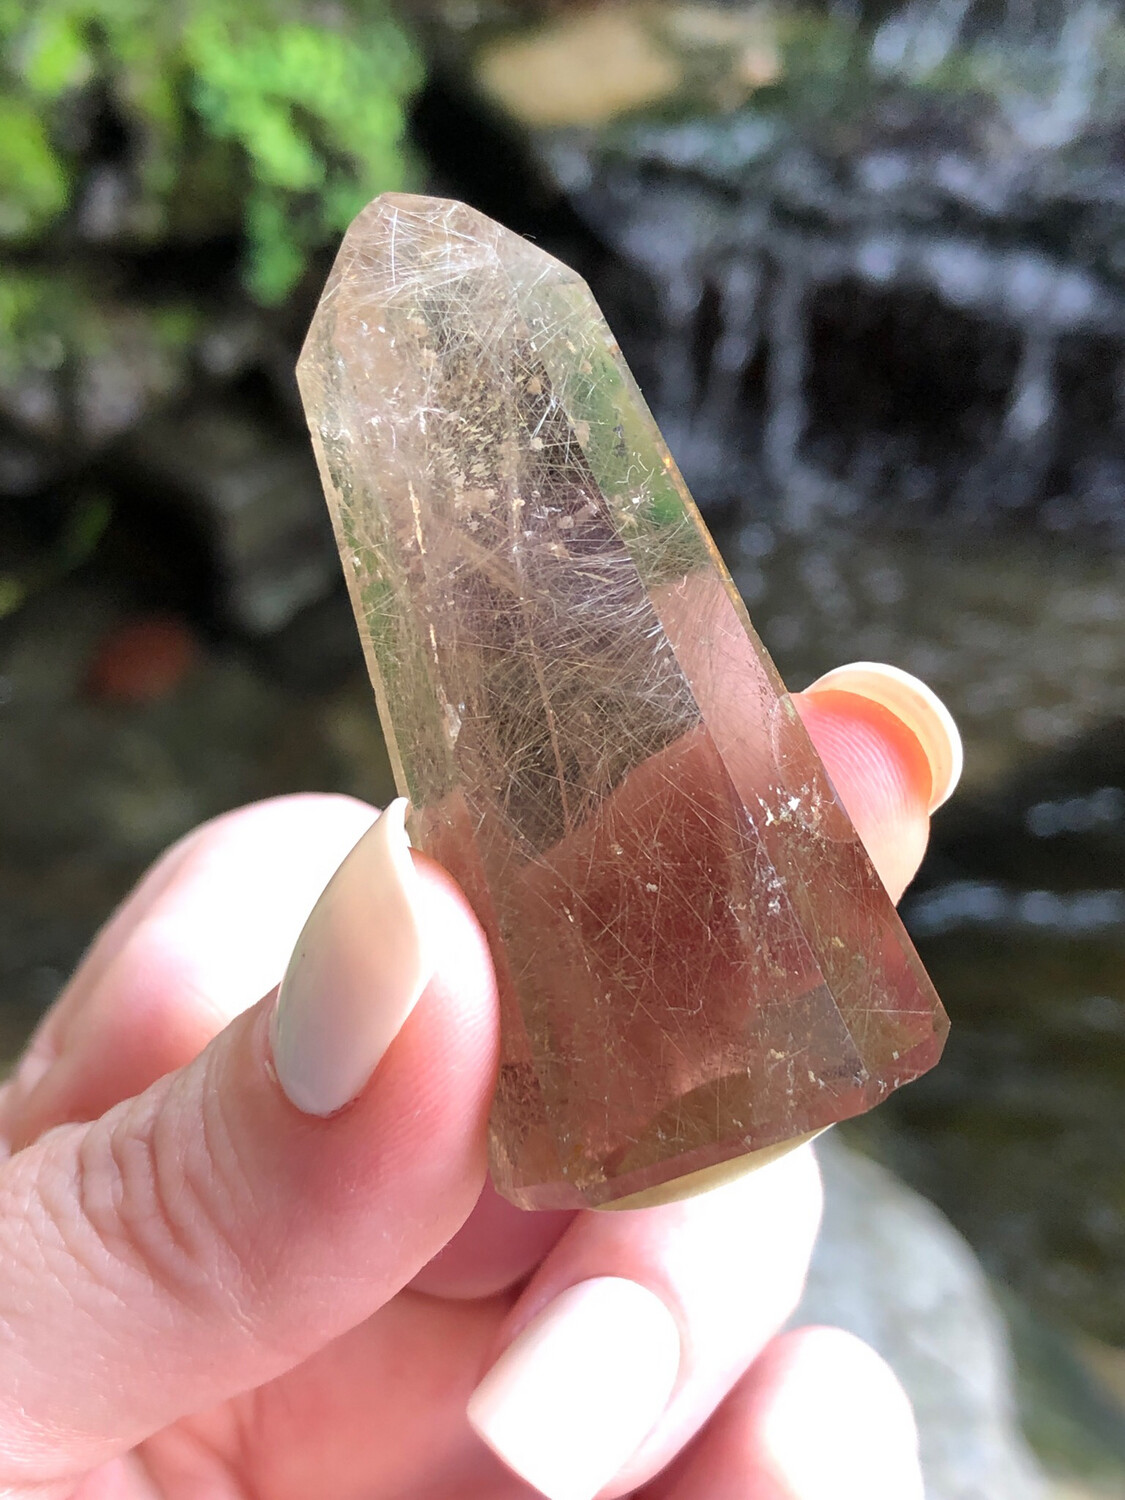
[41,1066,263,1334]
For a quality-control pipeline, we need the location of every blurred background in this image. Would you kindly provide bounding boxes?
[1,2,1123,1494]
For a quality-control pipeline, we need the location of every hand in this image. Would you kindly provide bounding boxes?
[0,662,958,1500]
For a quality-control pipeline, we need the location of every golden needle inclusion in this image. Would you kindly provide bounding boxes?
[297,194,949,1210]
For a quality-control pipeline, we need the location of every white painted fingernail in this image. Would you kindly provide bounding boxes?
[467,1277,680,1500]
[271,798,432,1115]
[805,660,963,812]
[761,1331,924,1500]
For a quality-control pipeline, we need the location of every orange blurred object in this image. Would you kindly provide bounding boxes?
[86,615,199,704]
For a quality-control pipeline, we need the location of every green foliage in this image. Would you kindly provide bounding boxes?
[0,264,198,385]
[0,0,422,301]
[186,5,422,300]
[0,96,70,238]
[0,267,70,382]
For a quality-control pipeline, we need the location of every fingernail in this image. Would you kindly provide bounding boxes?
[761,1330,924,1500]
[271,798,432,1115]
[804,661,963,812]
[467,1277,680,1500]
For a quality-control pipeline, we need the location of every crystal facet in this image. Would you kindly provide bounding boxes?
[297,194,949,1210]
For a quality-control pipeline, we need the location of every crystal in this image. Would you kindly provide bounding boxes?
[297,194,949,1210]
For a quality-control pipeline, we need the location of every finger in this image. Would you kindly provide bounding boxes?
[410,1178,576,1300]
[4,791,574,1305]
[69,1453,160,1500]
[146,1289,522,1500]
[4,795,379,1148]
[649,1326,924,1500]
[795,660,962,900]
[462,667,959,1500]
[0,805,499,1491]
[468,1147,823,1500]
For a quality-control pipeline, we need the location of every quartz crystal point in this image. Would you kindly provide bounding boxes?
[297,194,949,1210]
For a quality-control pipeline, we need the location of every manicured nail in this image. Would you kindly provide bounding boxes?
[759,1330,924,1500]
[804,661,963,812]
[271,798,432,1115]
[467,1277,680,1500]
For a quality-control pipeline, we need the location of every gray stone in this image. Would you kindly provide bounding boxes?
[0,283,199,463]
[119,405,340,635]
[797,1135,1048,1500]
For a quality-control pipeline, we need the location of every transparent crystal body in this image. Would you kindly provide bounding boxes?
[297,194,949,1210]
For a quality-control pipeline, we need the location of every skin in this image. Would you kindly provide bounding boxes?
[0,685,935,1500]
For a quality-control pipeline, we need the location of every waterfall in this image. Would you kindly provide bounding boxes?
[871,0,976,77]
[559,0,1125,541]
[1007,1,1116,147]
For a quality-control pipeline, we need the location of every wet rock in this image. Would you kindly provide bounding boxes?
[800,1135,1050,1500]
[0,269,283,516]
[117,404,339,635]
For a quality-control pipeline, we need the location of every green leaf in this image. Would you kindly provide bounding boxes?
[0,99,69,239]
[20,12,93,98]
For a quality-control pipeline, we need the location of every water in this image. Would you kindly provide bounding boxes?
[722,522,1125,778]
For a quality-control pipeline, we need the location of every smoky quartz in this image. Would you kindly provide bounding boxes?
[297,194,948,1210]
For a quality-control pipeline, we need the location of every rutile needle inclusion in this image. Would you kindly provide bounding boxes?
[297,194,949,1211]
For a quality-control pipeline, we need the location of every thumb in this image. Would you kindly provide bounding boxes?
[0,803,498,1490]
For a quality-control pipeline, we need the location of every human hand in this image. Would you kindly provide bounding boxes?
[0,662,958,1500]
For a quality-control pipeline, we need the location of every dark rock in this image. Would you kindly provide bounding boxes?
[0,278,202,487]
[0,429,53,495]
[116,403,340,635]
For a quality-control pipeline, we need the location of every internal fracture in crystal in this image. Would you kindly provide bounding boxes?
[298,193,949,1210]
